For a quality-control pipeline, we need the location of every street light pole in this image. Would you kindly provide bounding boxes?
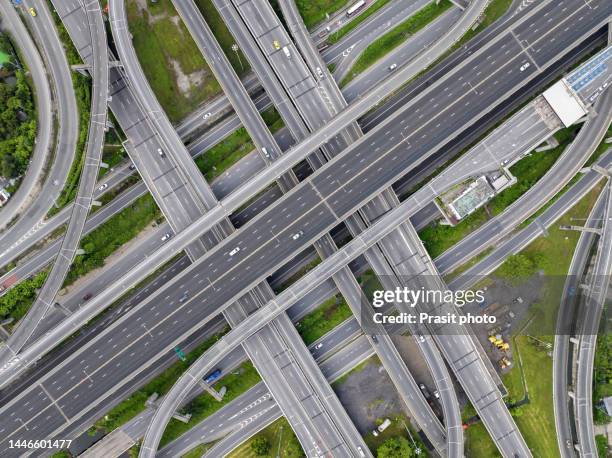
[231,44,243,72]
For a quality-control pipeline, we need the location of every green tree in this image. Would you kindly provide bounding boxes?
[250,436,271,456]
[376,436,414,458]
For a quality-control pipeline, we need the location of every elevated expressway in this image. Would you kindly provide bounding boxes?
[575,177,612,457]
[0,0,607,405]
[0,0,608,453]
[553,183,608,458]
[0,0,108,363]
[217,0,452,452]
[0,1,53,233]
[164,0,369,454]
[0,0,77,276]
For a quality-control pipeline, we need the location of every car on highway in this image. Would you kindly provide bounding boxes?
[371,334,378,343]
[282,46,291,59]
[161,233,172,242]
[316,67,325,79]
[433,390,440,399]
[519,62,530,71]
[29,7,37,17]
[388,63,397,71]
[273,40,281,50]
[262,147,270,159]
[157,148,165,157]
[229,247,241,256]
[357,446,365,457]
[129,163,136,170]
[203,112,212,120]
[318,26,330,38]
[179,292,189,303]
[98,183,108,191]
[315,342,323,349]
[82,293,93,301]
[0,285,5,293]
[292,230,304,240]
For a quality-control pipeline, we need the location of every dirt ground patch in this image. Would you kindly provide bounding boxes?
[333,356,411,434]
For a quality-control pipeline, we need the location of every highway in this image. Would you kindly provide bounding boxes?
[575,177,612,458]
[137,170,478,456]
[330,0,438,81]
[341,5,463,101]
[0,1,54,234]
[0,0,604,454]
[168,2,371,455]
[0,0,605,394]
[0,0,108,365]
[0,0,490,278]
[236,0,453,452]
[552,186,607,458]
[435,56,612,276]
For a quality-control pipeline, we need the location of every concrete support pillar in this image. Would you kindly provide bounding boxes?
[197,380,224,401]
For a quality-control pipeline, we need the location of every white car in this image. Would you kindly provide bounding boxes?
[229,247,241,256]
[98,183,108,191]
[292,230,304,240]
[161,233,172,242]
[157,148,165,157]
[388,63,397,71]
[316,67,325,79]
[519,62,530,72]
[315,342,323,349]
[203,112,212,120]
[433,390,440,399]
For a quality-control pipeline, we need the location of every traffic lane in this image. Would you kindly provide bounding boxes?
[323,0,430,63]
[174,0,277,157]
[108,72,207,229]
[0,273,224,449]
[3,15,536,422]
[245,325,346,457]
[0,2,588,448]
[158,383,272,457]
[342,7,462,101]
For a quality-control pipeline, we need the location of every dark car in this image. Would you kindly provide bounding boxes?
[83,293,93,301]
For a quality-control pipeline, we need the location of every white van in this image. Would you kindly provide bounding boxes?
[283,46,291,59]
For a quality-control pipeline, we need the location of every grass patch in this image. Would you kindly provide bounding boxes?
[94,331,225,433]
[596,435,609,458]
[419,126,580,258]
[160,361,262,446]
[0,270,47,326]
[126,0,219,122]
[463,185,606,456]
[358,269,383,301]
[297,295,352,345]
[227,417,304,458]
[193,0,250,76]
[195,108,283,181]
[594,334,612,424]
[296,0,349,30]
[63,193,161,286]
[47,11,91,214]
[503,335,557,457]
[332,354,378,387]
[341,0,452,85]
[181,443,214,458]
[195,127,252,181]
[327,0,392,44]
